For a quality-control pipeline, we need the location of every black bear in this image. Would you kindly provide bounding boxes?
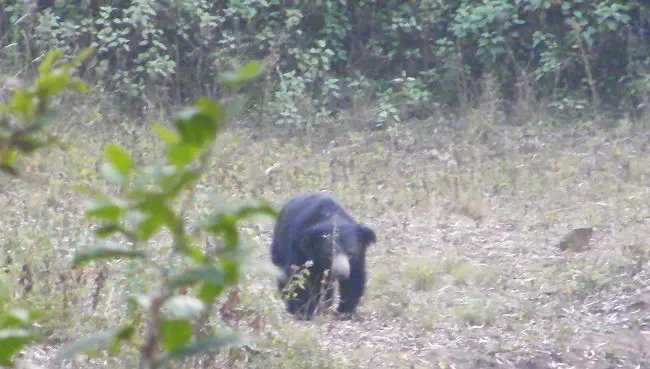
[270,192,376,320]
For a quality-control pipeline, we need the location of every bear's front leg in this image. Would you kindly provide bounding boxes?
[298,272,325,320]
[337,265,365,314]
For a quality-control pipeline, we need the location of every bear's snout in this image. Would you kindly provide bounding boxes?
[331,252,351,280]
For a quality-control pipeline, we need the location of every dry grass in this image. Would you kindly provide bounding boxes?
[1,100,649,368]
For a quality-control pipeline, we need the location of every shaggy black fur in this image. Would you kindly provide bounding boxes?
[270,193,376,319]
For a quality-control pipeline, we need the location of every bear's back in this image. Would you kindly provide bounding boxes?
[280,192,355,230]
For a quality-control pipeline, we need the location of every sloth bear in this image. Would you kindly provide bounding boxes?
[270,192,376,320]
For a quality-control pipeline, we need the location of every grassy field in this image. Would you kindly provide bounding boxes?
[1,103,649,368]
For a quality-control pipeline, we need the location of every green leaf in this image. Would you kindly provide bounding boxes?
[162,170,201,197]
[114,325,136,341]
[104,144,133,177]
[221,220,240,249]
[72,246,145,268]
[195,97,226,126]
[174,242,206,264]
[1,309,30,328]
[94,224,129,238]
[35,70,70,98]
[206,201,277,226]
[220,61,262,89]
[162,296,205,320]
[37,50,63,75]
[54,326,135,362]
[69,78,89,92]
[168,265,225,290]
[0,329,32,365]
[157,331,246,363]
[152,123,179,145]
[237,61,263,80]
[204,202,277,248]
[10,89,35,119]
[0,164,20,176]
[221,259,240,285]
[198,283,225,304]
[71,47,96,66]
[134,215,165,241]
[128,294,154,311]
[161,319,192,352]
[0,275,12,303]
[86,198,123,222]
[167,141,201,166]
[146,164,178,183]
[101,162,126,184]
[174,107,218,148]
[132,195,176,240]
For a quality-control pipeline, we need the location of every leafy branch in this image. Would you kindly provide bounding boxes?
[55,61,278,368]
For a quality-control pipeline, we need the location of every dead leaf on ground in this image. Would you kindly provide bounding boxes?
[220,288,241,323]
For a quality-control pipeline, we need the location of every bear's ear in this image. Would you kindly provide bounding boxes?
[358,224,376,247]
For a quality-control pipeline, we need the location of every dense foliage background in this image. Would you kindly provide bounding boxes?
[2,0,649,125]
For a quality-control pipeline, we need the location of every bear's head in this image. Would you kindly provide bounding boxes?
[303,223,376,280]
